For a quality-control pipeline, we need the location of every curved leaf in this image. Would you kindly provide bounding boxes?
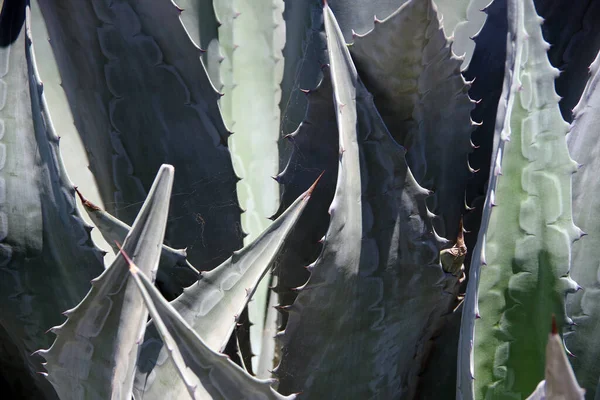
[565,50,600,399]
[0,1,104,395]
[350,0,476,242]
[463,0,508,270]
[534,0,600,123]
[276,4,458,398]
[36,0,243,269]
[127,254,294,400]
[76,189,199,300]
[458,0,581,398]
[134,177,318,399]
[175,0,221,86]
[37,165,174,400]
[526,318,585,400]
[433,0,488,70]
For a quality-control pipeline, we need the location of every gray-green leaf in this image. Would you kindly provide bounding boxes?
[276,4,458,398]
[565,49,600,399]
[127,251,294,400]
[37,164,174,399]
[0,1,104,395]
[134,176,319,399]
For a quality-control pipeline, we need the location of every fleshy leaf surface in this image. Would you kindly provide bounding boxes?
[458,0,581,398]
[127,252,294,400]
[0,1,104,395]
[38,165,174,399]
[350,0,476,242]
[36,0,243,269]
[525,318,585,400]
[76,190,199,300]
[272,67,338,326]
[533,0,600,123]
[276,4,458,399]
[565,50,600,399]
[134,177,318,399]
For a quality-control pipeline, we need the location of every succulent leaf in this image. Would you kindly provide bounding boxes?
[134,177,317,399]
[525,317,585,400]
[279,0,327,139]
[36,0,243,270]
[350,0,476,242]
[0,1,104,395]
[565,50,600,399]
[76,189,199,300]
[276,4,459,398]
[126,250,294,400]
[463,0,508,269]
[212,0,286,371]
[326,0,407,39]
[175,0,222,86]
[457,0,581,398]
[272,67,338,323]
[533,0,600,123]
[37,164,174,399]
[433,0,488,69]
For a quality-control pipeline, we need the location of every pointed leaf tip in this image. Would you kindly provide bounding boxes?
[74,187,101,211]
[115,241,138,274]
[304,171,325,199]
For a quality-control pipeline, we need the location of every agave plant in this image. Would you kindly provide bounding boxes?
[1,0,599,399]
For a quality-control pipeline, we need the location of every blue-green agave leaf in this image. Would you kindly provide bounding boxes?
[433,0,488,69]
[279,0,327,139]
[212,0,286,370]
[457,0,582,398]
[273,66,338,322]
[36,0,243,270]
[565,50,600,399]
[534,0,600,123]
[416,301,464,399]
[127,252,294,400]
[134,177,318,399]
[279,0,405,141]
[266,66,338,377]
[327,0,407,39]
[275,4,459,398]
[76,189,199,300]
[37,165,174,399]
[0,1,104,395]
[350,0,476,243]
[525,318,585,400]
[463,0,508,262]
[175,0,221,87]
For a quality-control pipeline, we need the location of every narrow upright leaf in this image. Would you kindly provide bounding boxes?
[433,0,488,69]
[76,189,199,300]
[534,0,600,122]
[526,317,585,400]
[350,0,476,242]
[276,4,459,398]
[0,1,104,395]
[36,0,244,269]
[37,165,174,400]
[458,0,581,398]
[212,0,286,367]
[127,252,294,400]
[278,0,327,138]
[272,67,338,327]
[134,178,318,399]
[175,0,221,86]
[565,50,600,399]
